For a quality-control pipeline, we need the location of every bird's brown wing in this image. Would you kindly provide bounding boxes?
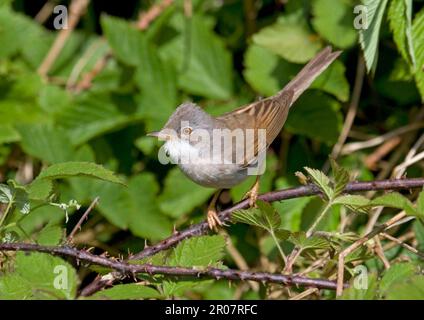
[215,90,294,166]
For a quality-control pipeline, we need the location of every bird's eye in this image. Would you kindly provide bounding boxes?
[182,126,193,135]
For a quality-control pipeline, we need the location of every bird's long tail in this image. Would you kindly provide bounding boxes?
[282,46,342,105]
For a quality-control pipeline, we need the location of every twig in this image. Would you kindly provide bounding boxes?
[364,137,401,170]
[35,0,57,24]
[137,0,174,30]
[373,236,390,269]
[0,243,344,291]
[336,211,407,296]
[341,122,424,155]
[381,232,424,259]
[67,197,99,243]
[329,55,365,161]
[38,0,90,77]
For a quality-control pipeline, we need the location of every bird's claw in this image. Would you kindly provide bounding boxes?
[207,208,223,232]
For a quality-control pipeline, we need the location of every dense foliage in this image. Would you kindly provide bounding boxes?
[0,0,423,300]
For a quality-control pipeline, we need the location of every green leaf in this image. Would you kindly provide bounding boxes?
[38,84,72,115]
[101,14,142,66]
[0,183,12,203]
[340,273,379,300]
[416,189,424,217]
[0,180,30,214]
[95,173,173,240]
[312,0,357,49]
[369,192,416,216]
[304,167,334,200]
[243,45,349,102]
[385,275,424,299]
[0,252,77,299]
[161,14,233,99]
[134,36,177,131]
[37,225,63,245]
[90,284,160,300]
[16,124,74,164]
[379,262,418,296]
[57,91,140,146]
[162,235,226,297]
[310,60,350,102]
[253,12,322,63]
[333,195,370,211]
[285,91,342,144]
[359,0,389,74]
[330,159,350,197]
[167,235,226,267]
[412,8,424,100]
[388,0,416,69]
[26,178,53,201]
[232,200,282,232]
[288,232,330,251]
[158,168,214,218]
[35,162,125,186]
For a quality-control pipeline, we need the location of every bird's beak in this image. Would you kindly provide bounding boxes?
[146,131,160,138]
[146,130,171,141]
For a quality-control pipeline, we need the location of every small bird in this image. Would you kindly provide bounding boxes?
[148,47,341,230]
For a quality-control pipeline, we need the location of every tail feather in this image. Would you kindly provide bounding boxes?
[281,46,342,104]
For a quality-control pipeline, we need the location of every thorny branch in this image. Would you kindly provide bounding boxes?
[0,242,344,291]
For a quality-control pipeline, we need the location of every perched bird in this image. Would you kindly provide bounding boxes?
[148,47,341,230]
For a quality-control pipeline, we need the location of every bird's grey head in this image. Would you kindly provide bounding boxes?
[147,102,214,141]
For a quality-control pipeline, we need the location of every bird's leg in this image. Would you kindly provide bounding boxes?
[207,190,223,231]
[244,176,260,207]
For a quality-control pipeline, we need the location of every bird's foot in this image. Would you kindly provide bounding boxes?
[207,208,223,232]
[243,178,260,207]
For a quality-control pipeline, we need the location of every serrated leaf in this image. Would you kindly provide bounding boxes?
[288,232,330,251]
[160,14,233,99]
[16,124,74,164]
[304,167,334,200]
[0,252,78,299]
[35,162,125,186]
[168,235,225,267]
[312,0,357,49]
[37,225,63,245]
[253,11,322,63]
[134,36,177,131]
[417,189,424,217]
[94,173,173,240]
[162,235,226,297]
[232,200,281,232]
[369,192,416,216]
[385,275,424,299]
[330,159,350,197]
[379,262,418,296]
[56,91,140,146]
[243,45,349,102]
[333,195,370,210]
[412,8,424,100]
[359,0,389,74]
[101,14,142,66]
[285,91,342,144]
[26,178,53,201]
[388,0,416,69]
[158,168,214,218]
[257,200,281,230]
[0,183,12,203]
[90,284,160,300]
